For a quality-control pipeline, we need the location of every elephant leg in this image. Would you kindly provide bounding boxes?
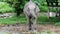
[33,17,37,30]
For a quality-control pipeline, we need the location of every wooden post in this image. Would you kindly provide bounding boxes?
[48,7,50,19]
[55,7,58,17]
[58,7,59,16]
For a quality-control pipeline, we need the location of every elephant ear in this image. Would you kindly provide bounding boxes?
[23,2,29,12]
[34,6,40,15]
[35,6,40,13]
[36,6,40,12]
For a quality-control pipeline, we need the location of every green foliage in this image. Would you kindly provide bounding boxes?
[0,0,60,12]
[40,6,48,12]
[0,2,15,13]
[33,0,60,12]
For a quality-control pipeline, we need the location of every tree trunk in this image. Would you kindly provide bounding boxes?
[15,0,22,16]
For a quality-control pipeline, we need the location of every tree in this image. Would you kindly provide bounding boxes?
[14,0,21,16]
[0,0,27,16]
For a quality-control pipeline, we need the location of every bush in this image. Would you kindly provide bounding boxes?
[0,2,15,13]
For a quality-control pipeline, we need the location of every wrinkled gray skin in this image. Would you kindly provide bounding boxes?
[23,0,40,31]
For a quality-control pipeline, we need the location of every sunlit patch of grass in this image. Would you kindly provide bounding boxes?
[0,14,27,25]
[40,30,57,34]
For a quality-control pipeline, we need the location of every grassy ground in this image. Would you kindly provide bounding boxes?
[0,14,26,25]
[0,13,60,25]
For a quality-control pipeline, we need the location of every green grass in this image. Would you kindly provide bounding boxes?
[0,14,27,25]
[40,31,57,34]
[0,13,60,25]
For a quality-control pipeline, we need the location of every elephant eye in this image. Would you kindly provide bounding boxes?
[34,7,36,12]
[27,8,30,11]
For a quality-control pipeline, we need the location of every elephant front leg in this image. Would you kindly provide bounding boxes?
[33,17,37,30]
[28,16,32,31]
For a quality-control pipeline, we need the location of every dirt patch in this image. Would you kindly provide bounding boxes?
[0,24,60,34]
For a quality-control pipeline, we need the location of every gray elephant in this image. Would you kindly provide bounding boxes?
[23,0,40,31]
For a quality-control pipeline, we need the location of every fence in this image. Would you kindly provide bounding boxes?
[46,0,60,18]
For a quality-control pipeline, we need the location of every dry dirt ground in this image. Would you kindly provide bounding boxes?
[0,24,60,34]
